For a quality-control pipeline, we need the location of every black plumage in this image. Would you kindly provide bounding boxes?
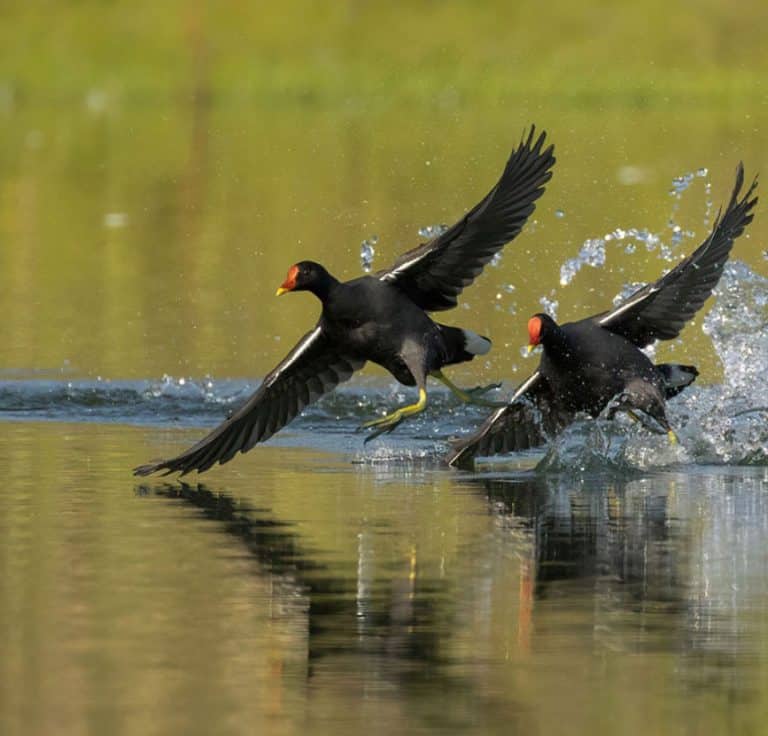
[134,126,555,476]
[448,163,758,469]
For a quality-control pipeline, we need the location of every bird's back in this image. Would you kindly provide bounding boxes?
[542,319,659,414]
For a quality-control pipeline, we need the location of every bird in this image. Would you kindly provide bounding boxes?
[134,126,556,476]
[447,163,758,470]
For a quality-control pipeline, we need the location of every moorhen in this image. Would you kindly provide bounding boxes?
[447,162,758,469]
[135,126,555,476]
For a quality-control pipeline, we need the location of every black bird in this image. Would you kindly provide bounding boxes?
[448,163,758,469]
[134,126,555,476]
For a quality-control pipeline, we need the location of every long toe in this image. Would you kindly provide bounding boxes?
[363,418,404,443]
[463,384,506,407]
[361,412,401,430]
[465,382,502,397]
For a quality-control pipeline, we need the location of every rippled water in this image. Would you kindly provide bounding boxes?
[2,421,768,736]
[3,247,768,734]
[2,83,768,735]
[3,255,766,473]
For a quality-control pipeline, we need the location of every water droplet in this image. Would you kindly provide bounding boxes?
[555,209,565,219]
[670,172,695,197]
[559,238,606,286]
[360,235,378,273]
[417,223,449,239]
[539,294,559,319]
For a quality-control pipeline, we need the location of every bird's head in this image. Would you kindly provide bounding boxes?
[276,261,333,297]
[527,313,557,353]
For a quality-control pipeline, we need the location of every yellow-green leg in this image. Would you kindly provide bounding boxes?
[667,430,678,445]
[362,388,428,443]
[430,370,505,408]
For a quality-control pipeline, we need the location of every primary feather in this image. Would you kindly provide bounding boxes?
[379,126,555,311]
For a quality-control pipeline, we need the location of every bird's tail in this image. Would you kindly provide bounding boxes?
[656,363,699,398]
[438,324,491,366]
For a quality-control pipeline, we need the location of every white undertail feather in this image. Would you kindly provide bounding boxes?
[462,329,492,356]
[664,365,697,387]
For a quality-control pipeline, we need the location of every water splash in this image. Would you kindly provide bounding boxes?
[418,223,449,239]
[538,293,559,320]
[1,258,765,469]
[685,262,768,464]
[559,238,606,286]
[668,166,710,243]
[535,420,690,474]
[524,261,768,472]
[558,167,711,289]
[359,235,378,273]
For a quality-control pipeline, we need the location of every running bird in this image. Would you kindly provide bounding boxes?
[447,163,758,470]
[134,126,555,476]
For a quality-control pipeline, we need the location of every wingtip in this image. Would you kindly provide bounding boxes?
[522,124,536,147]
[518,123,549,152]
[730,161,759,218]
[132,459,176,477]
[732,160,759,202]
[445,441,476,470]
[733,161,745,194]
[133,462,160,477]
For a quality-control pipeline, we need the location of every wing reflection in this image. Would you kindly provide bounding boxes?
[136,481,520,726]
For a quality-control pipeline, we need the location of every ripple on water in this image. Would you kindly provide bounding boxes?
[1,165,766,471]
[2,259,768,470]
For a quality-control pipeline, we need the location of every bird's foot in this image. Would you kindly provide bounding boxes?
[359,388,427,443]
[361,415,406,443]
[667,429,678,445]
[617,407,677,441]
[464,382,501,396]
[461,383,506,407]
[430,371,505,407]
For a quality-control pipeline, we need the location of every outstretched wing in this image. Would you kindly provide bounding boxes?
[134,328,365,476]
[377,126,555,311]
[446,372,572,469]
[595,164,758,347]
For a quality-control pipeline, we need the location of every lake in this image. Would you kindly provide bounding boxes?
[1,6,768,732]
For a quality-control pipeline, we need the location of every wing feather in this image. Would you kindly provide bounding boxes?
[133,328,365,476]
[378,126,555,311]
[446,372,572,468]
[596,164,758,347]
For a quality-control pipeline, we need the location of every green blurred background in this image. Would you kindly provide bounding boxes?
[2,7,768,736]
[1,0,766,382]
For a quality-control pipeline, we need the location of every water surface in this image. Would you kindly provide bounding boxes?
[1,421,768,736]
[2,27,768,733]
